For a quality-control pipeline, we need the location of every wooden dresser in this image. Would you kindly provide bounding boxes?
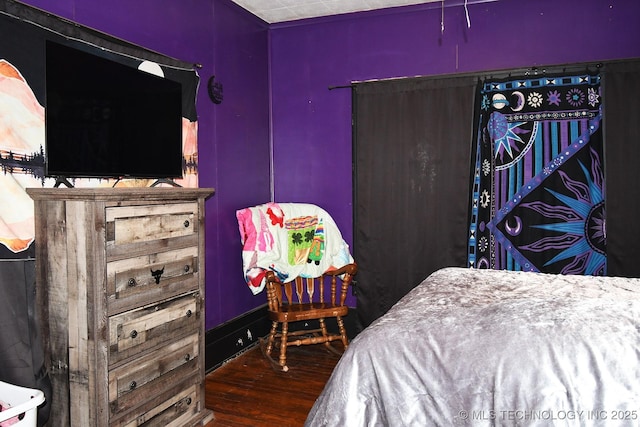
[27,187,215,427]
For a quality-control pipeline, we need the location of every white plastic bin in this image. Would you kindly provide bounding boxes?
[0,381,45,427]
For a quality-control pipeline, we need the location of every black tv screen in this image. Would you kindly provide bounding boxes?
[45,40,183,180]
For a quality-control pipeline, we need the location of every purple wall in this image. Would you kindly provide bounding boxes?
[268,0,640,307]
[14,0,640,329]
[206,2,271,328]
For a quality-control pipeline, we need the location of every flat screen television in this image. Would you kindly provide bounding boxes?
[45,40,183,183]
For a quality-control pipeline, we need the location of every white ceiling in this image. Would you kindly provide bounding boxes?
[230,0,443,23]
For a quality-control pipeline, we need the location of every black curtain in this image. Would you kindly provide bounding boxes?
[0,260,50,425]
[353,58,640,329]
[353,76,477,329]
[603,59,640,277]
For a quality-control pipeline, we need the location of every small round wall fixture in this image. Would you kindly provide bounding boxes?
[207,75,223,104]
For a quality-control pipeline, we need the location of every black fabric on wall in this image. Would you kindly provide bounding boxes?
[0,260,51,426]
[353,58,640,329]
[0,0,199,122]
[353,76,477,329]
[0,2,200,422]
[603,59,640,277]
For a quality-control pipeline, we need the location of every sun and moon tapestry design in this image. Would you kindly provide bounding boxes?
[467,72,605,275]
[0,7,199,259]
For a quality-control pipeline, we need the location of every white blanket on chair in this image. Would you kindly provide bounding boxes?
[236,202,354,295]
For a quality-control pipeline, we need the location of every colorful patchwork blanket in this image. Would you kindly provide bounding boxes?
[236,202,354,295]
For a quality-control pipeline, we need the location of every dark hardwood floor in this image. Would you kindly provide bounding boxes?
[204,342,343,427]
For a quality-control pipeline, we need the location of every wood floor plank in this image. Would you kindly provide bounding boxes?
[205,343,343,427]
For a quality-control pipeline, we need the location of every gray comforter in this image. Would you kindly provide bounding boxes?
[305,267,640,426]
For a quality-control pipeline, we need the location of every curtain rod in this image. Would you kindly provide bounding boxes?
[328,84,352,90]
[327,60,617,91]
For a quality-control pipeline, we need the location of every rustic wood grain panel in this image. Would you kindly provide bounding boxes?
[115,382,211,427]
[65,201,91,424]
[35,199,70,427]
[26,187,214,427]
[119,385,199,427]
[109,360,199,417]
[109,294,198,353]
[107,203,198,245]
[105,233,198,262]
[109,333,199,403]
[105,202,198,222]
[106,246,199,315]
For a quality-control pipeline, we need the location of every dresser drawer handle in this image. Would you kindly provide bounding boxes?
[175,396,192,410]
[186,310,192,318]
[184,265,190,272]
[128,278,136,287]
[150,267,165,284]
[129,381,137,390]
[185,353,191,361]
[184,220,190,228]
[130,330,138,339]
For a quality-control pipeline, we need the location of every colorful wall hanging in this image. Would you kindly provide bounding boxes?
[468,71,605,275]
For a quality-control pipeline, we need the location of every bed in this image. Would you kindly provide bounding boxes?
[305,267,640,426]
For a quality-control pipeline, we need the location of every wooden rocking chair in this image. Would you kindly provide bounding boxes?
[260,263,357,372]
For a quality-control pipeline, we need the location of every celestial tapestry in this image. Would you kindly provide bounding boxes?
[467,72,605,275]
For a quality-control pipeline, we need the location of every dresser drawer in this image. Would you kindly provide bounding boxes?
[106,202,198,246]
[107,246,199,313]
[108,334,199,419]
[114,385,203,427]
[109,293,200,365]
